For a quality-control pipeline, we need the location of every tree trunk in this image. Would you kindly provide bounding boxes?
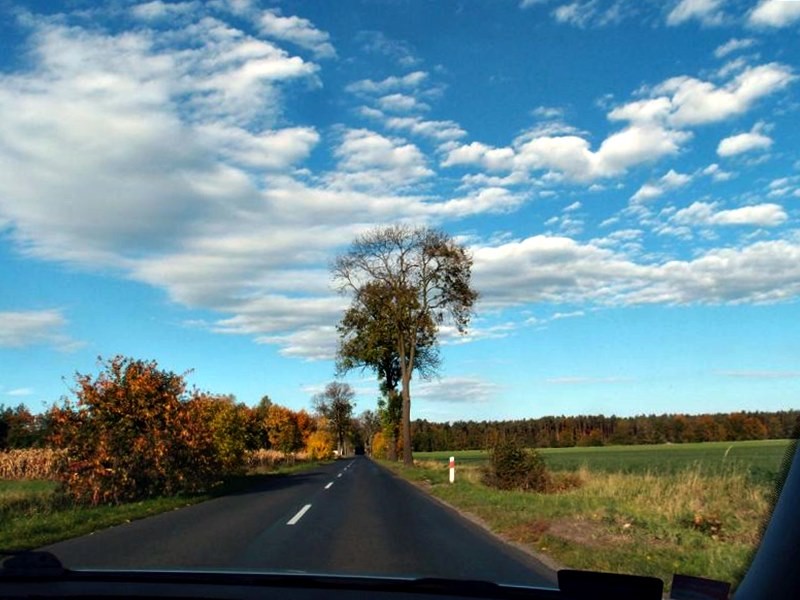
[401,370,412,465]
[387,428,397,461]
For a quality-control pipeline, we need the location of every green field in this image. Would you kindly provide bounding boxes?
[416,439,793,485]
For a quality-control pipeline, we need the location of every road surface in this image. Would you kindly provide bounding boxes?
[44,457,555,586]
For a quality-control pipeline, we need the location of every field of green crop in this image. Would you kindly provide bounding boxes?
[416,439,793,485]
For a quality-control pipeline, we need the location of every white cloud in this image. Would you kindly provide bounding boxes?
[356,31,419,67]
[532,105,564,119]
[564,201,582,212]
[196,124,320,169]
[132,1,198,21]
[516,124,689,181]
[415,376,501,403]
[0,310,78,350]
[749,0,800,28]
[384,116,466,141]
[424,187,528,218]
[716,370,800,379]
[714,38,756,59]
[6,388,34,397]
[443,125,688,182]
[550,1,634,28]
[631,169,692,202]
[653,63,795,127]
[346,71,428,95]
[0,17,321,264]
[702,163,734,182]
[671,201,787,227]
[377,93,429,113]
[667,0,725,26]
[327,128,433,192]
[610,63,795,129]
[258,8,336,59]
[717,124,773,157]
[473,235,800,308]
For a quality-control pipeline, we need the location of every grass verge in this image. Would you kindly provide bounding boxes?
[382,458,773,592]
[0,460,329,551]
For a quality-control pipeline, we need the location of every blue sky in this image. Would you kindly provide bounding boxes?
[1,0,800,421]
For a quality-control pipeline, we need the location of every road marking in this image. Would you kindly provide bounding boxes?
[337,473,343,478]
[287,504,312,525]
[325,482,333,489]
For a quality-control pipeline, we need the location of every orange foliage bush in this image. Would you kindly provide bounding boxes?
[49,356,225,505]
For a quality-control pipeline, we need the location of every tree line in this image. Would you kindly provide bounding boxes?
[409,410,800,452]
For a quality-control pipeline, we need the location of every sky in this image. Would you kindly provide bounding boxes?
[1,0,799,422]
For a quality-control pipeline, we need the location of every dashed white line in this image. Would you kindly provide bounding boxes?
[287,504,312,525]
[337,473,343,478]
[325,482,333,490]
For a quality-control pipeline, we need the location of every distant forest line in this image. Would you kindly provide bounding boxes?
[409,410,800,452]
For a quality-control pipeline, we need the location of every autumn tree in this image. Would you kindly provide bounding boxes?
[336,279,439,460]
[358,409,382,455]
[312,382,355,456]
[333,225,478,465]
[265,404,303,456]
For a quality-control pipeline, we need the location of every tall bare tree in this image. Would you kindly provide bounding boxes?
[333,225,477,465]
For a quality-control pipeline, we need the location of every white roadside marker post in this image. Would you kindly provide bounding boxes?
[449,456,455,484]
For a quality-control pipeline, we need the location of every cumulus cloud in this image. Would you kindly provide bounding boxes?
[0,310,78,350]
[378,93,429,113]
[671,201,787,227]
[443,125,688,182]
[327,129,433,192]
[631,169,692,202]
[749,0,800,28]
[717,124,773,157]
[666,0,725,26]
[346,71,428,95]
[472,235,800,308]
[0,14,322,264]
[702,163,735,182]
[132,1,198,21]
[258,8,336,58]
[611,63,795,128]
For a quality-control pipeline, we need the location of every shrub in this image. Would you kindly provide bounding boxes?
[188,393,249,475]
[482,438,550,492]
[48,356,221,505]
[305,430,334,460]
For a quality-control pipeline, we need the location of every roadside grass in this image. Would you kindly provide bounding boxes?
[417,439,791,485]
[0,460,331,551]
[385,442,787,591]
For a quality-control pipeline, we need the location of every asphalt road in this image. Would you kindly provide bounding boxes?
[44,457,556,586]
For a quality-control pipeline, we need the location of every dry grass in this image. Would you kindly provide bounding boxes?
[244,449,311,472]
[392,459,773,590]
[0,448,63,480]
